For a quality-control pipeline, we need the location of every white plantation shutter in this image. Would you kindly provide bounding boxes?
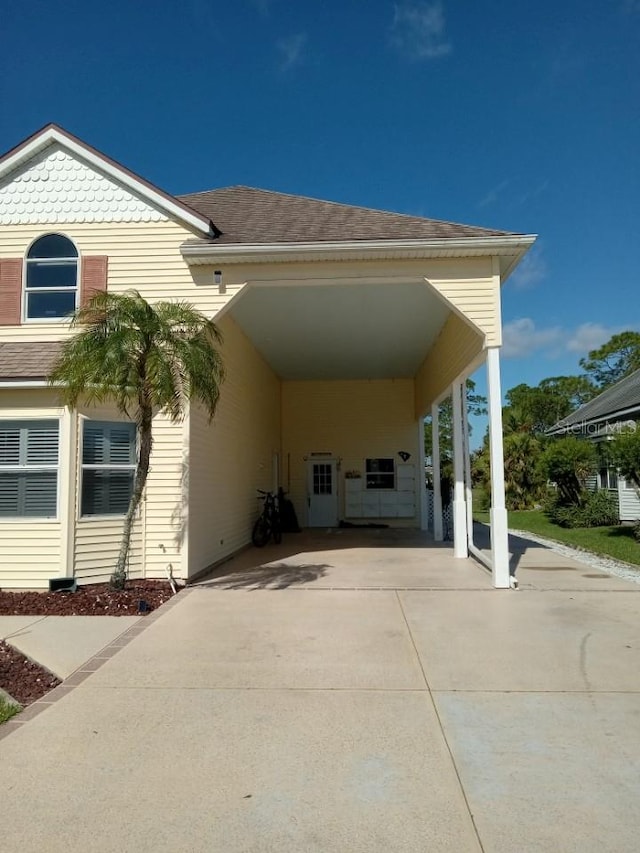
[0,426,21,466]
[0,421,59,517]
[81,421,135,516]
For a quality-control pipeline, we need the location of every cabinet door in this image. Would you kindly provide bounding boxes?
[379,492,398,517]
[397,463,415,492]
[345,499,362,518]
[361,492,380,517]
[397,500,416,518]
[345,478,363,495]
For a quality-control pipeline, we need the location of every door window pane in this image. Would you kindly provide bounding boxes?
[313,463,332,495]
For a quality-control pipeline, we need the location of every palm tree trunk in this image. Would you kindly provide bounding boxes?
[113,404,153,588]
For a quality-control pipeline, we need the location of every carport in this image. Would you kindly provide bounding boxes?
[182,234,535,588]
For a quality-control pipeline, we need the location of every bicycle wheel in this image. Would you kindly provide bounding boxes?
[252,515,271,547]
[272,517,282,545]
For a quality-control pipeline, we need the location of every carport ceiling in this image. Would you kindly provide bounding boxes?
[229,282,452,380]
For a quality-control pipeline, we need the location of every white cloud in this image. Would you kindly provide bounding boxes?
[502,319,637,361]
[509,246,547,290]
[478,179,508,208]
[516,179,549,206]
[390,1,451,60]
[566,323,625,355]
[502,318,562,359]
[277,32,307,71]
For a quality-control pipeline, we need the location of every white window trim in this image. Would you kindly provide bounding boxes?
[79,420,137,519]
[0,418,61,520]
[22,233,81,324]
[364,457,396,491]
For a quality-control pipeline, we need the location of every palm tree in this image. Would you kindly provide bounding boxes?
[49,290,224,588]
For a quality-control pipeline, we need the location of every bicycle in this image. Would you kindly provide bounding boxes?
[251,489,282,547]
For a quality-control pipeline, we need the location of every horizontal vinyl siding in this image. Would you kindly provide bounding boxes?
[188,316,281,577]
[0,524,61,589]
[74,518,143,582]
[619,480,640,522]
[282,379,419,526]
[0,390,64,588]
[0,221,241,340]
[138,412,184,579]
[426,277,499,345]
[414,314,484,416]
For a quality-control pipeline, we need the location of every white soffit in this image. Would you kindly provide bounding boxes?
[229,281,452,380]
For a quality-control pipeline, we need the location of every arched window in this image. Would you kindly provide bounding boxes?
[25,234,78,320]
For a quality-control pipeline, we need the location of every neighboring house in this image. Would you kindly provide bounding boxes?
[548,369,640,521]
[0,124,535,589]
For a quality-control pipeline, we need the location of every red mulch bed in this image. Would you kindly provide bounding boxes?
[0,580,180,711]
[0,641,61,707]
[0,580,177,616]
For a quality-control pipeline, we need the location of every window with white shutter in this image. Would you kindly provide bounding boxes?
[0,420,59,517]
[81,421,136,516]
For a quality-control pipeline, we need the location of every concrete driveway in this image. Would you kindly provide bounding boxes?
[1,529,639,852]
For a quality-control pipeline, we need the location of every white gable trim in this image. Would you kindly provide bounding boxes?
[0,126,213,237]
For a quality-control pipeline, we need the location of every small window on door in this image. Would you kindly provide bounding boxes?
[313,463,333,495]
[365,458,395,490]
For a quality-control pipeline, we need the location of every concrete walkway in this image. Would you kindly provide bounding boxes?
[1,530,639,851]
[0,615,140,679]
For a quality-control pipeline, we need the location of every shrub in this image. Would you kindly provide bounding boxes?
[633,519,640,542]
[546,489,619,529]
[610,426,640,491]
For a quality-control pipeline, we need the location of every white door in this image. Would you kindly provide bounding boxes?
[307,460,338,527]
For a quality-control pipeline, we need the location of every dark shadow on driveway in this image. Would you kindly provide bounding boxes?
[198,562,331,590]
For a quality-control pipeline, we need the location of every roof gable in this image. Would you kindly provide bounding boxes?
[0,125,213,235]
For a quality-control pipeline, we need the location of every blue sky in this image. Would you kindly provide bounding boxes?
[1,0,639,414]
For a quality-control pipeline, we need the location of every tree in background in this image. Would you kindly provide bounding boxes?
[423,379,486,466]
[579,331,640,390]
[538,437,597,505]
[50,291,225,589]
[504,375,596,436]
[473,430,545,510]
[610,427,640,492]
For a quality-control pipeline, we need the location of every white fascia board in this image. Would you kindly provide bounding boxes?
[0,127,213,237]
[180,235,538,265]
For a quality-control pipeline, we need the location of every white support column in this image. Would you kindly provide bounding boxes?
[451,381,468,558]
[418,419,429,531]
[431,402,443,541]
[462,386,474,551]
[487,346,510,588]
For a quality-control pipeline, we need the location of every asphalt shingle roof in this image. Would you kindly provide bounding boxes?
[550,368,640,433]
[0,342,62,381]
[177,185,516,245]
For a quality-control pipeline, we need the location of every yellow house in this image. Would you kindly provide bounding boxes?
[0,125,535,590]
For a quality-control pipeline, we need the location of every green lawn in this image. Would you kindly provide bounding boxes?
[474,509,640,567]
